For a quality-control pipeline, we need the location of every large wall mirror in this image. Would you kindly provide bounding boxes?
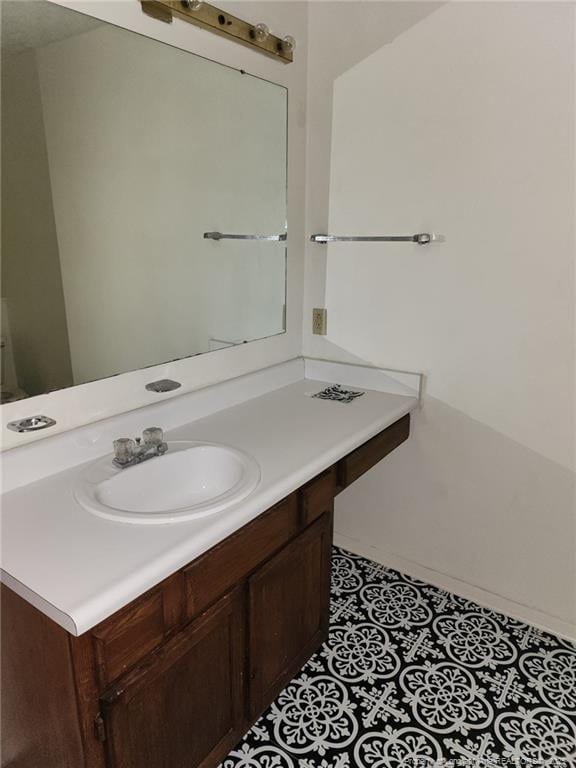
[1,1,287,404]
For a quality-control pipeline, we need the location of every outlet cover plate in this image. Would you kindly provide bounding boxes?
[312,308,327,335]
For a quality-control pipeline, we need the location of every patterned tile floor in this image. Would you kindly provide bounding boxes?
[221,546,576,768]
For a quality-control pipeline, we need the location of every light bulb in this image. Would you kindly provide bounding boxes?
[283,35,295,52]
[254,23,269,42]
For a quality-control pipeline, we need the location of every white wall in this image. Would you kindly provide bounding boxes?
[1,0,307,449]
[303,1,442,363]
[305,1,576,638]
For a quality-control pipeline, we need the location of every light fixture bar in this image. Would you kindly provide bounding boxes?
[140,0,294,63]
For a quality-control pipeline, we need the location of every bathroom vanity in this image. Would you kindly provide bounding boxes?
[1,384,411,768]
[0,4,423,766]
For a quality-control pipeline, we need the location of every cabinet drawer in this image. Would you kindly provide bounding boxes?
[338,414,410,490]
[184,493,300,620]
[91,589,166,688]
[300,466,336,526]
[91,572,183,689]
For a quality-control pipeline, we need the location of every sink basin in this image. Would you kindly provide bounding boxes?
[74,441,261,524]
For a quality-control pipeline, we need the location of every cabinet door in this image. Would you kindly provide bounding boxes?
[101,589,244,768]
[248,511,332,718]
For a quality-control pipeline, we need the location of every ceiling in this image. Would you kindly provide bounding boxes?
[2,1,101,53]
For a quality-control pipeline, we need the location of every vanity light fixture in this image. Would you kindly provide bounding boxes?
[140,1,295,63]
[253,23,269,43]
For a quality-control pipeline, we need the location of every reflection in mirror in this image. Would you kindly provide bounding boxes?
[1,1,287,403]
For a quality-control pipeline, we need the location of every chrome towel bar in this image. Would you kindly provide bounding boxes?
[310,233,435,245]
[204,232,287,241]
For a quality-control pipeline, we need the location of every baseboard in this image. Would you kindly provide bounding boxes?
[333,532,576,643]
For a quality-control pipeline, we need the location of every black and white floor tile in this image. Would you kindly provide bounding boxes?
[221,546,576,767]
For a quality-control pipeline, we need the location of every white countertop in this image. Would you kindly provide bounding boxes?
[1,362,418,635]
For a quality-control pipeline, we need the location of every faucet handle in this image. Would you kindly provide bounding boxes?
[113,437,136,465]
[142,426,164,446]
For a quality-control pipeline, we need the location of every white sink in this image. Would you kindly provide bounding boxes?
[74,441,261,524]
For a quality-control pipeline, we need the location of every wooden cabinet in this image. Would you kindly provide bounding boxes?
[101,589,244,768]
[337,413,410,490]
[249,512,332,717]
[91,587,167,689]
[1,415,409,768]
[183,494,300,622]
[0,585,85,768]
[300,467,336,526]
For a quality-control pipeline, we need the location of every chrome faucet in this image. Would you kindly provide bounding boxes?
[113,427,168,469]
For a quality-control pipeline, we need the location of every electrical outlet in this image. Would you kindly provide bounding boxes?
[312,307,327,335]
